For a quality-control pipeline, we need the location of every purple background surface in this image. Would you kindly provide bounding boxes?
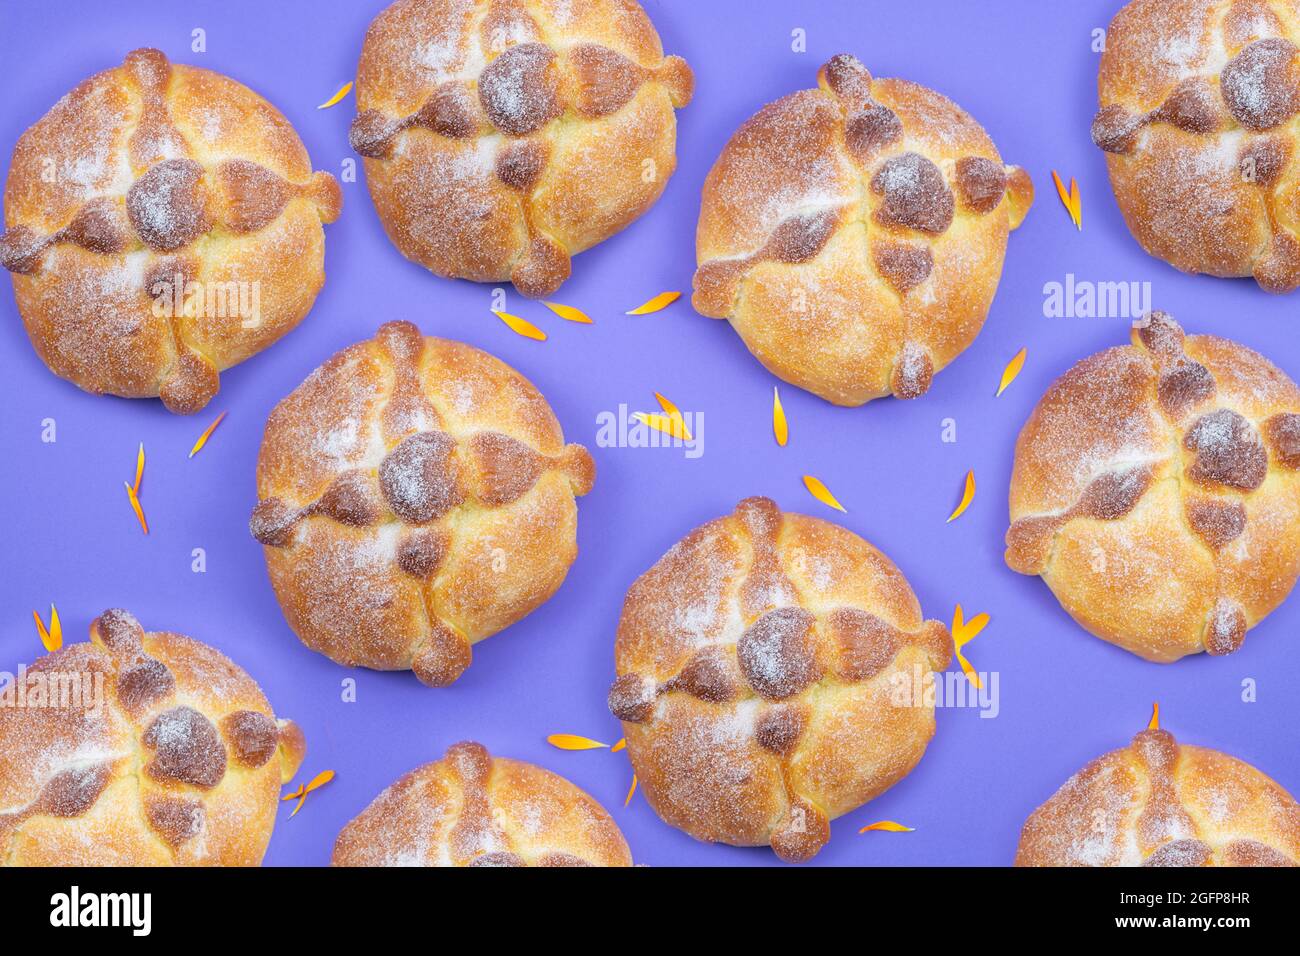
[2,0,1297,867]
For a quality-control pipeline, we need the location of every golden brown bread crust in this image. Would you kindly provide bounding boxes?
[0,48,341,413]
[0,608,305,866]
[251,320,595,687]
[1006,312,1300,662]
[332,740,632,866]
[1091,0,1300,291]
[1016,727,1300,866]
[607,496,952,862]
[693,53,1033,407]
[350,0,692,297]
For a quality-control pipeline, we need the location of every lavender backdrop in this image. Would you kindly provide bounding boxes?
[2,0,1296,867]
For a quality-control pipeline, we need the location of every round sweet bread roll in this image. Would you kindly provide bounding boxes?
[332,741,632,866]
[1005,311,1300,663]
[0,48,342,413]
[1091,0,1300,292]
[1016,727,1300,866]
[0,608,306,866]
[349,0,693,297]
[250,320,595,687]
[693,53,1034,407]
[607,496,953,862]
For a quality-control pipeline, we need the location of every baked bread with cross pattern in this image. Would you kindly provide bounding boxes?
[607,496,952,863]
[332,740,631,866]
[0,48,342,413]
[1091,0,1300,291]
[250,320,595,687]
[349,0,693,297]
[1016,726,1300,866]
[1006,311,1300,662]
[692,54,1033,407]
[0,609,305,866]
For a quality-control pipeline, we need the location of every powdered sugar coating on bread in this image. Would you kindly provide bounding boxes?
[693,54,1033,407]
[1092,0,1300,291]
[350,0,692,297]
[0,609,305,866]
[608,496,952,862]
[1016,727,1300,866]
[251,321,595,687]
[1005,311,1300,662]
[332,741,632,866]
[1,48,342,412]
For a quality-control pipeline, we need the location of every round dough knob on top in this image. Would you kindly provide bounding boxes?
[0,48,342,413]
[349,0,693,297]
[693,53,1033,407]
[608,496,953,863]
[250,321,595,687]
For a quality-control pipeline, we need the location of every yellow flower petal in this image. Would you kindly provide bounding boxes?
[957,650,983,689]
[124,482,149,535]
[1051,170,1082,230]
[492,310,547,341]
[1148,702,1160,731]
[772,387,788,446]
[133,442,145,494]
[633,411,692,442]
[946,470,975,522]
[189,411,228,458]
[611,738,626,754]
[318,81,353,109]
[996,347,1027,397]
[285,769,335,818]
[624,773,638,807]
[48,604,62,650]
[951,603,990,648]
[304,769,335,793]
[625,291,681,315]
[859,820,915,834]
[33,609,58,653]
[547,733,610,751]
[543,301,593,324]
[803,474,846,512]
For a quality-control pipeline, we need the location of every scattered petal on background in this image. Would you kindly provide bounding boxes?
[859,820,915,834]
[625,291,681,315]
[543,301,593,324]
[772,386,788,446]
[124,482,149,535]
[1148,702,1160,730]
[611,738,626,754]
[996,347,1027,397]
[624,774,638,807]
[951,604,990,648]
[189,411,228,459]
[803,474,846,512]
[317,81,353,109]
[133,442,145,494]
[285,769,335,817]
[492,310,547,341]
[643,392,693,440]
[33,605,62,652]
[952,604,990,689]
[1051,170,1082,230]
[547,733,609,751]
[633,411,692,441]
[946,470,975,522]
